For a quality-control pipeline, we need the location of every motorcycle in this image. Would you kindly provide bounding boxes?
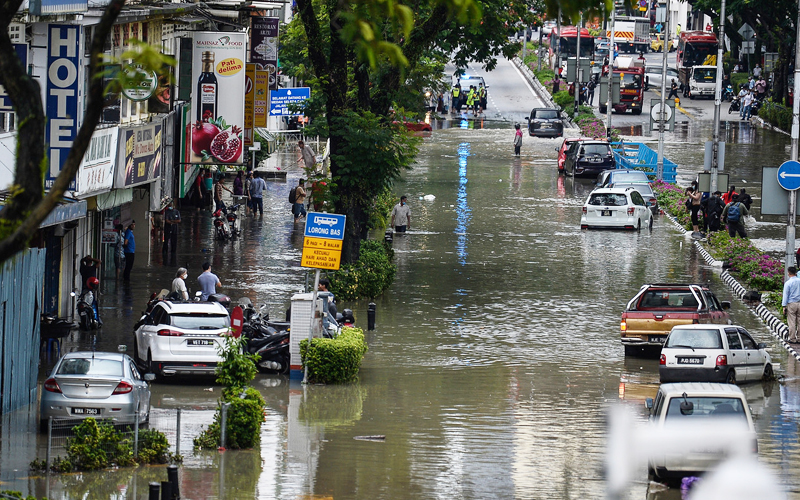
[722,85,734,102]
[728,96,740,114]
[213,204,242,240]
[238,300,290,374]
[76,290,101,330]
[226,204,242,238]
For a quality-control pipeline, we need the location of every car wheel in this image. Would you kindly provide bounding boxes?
[147,350,159,378]
[599,106,607,114]
[133,337,141,367]
[763,364,774,380]
[648,215,654,230]
[725,369,736,385]
[637,220,641,232]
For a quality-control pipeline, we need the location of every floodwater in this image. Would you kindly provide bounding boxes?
[3,124,800,499]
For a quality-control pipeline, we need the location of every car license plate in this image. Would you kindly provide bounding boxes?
[590,157,601,163]
[72,408,100,415]
[649,336,667,344]
[540,124,550,128]
[677,357,704,364]
[188,339,214,346]
[601,210,612,216]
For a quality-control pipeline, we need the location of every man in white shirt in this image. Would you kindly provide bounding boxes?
[742,90,754,121]
[737,86,748,119]
[390,196,411,233]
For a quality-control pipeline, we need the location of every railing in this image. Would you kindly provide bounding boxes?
[610,141,677,183]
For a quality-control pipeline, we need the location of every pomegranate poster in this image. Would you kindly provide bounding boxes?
[190,32,246,165]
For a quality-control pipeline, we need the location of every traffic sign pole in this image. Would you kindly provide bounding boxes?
[789,0,800,275]
[710,0,725,194]
[656,0,670,180]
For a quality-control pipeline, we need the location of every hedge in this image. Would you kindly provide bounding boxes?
[300,326,368,384]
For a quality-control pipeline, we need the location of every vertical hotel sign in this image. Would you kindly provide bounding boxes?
[46,24,80,189]
[190,32,246,165]
[250,17,279,90]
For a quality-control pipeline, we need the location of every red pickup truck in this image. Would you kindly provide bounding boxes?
[620,284,731,357]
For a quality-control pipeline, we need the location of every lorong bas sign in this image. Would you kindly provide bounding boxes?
[301,212,346,270]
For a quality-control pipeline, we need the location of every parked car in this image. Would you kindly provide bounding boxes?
[660,325,773,384]
[645,382,757,481]
[556,137,595,172]
[564,140,615,177]
[580,187,653,230]
[527,108,564,138]
[133,300,231,378]
[613,182,658,212]
[596,168,650,187]
[621,284,731,357]
[645,65,680,91]
[40,351,153,432]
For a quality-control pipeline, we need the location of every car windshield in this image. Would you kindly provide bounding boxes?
[57,358,124,376]
[589,193,628,206]
[665,397,747,421]
[665,329,723,349]
[611,172,648,183]
[621,73,642,90]
[582,144,610,155]
[534,110,559,119]
[615,184,654,196]
[638,290,700,309]
[170,313,230,330]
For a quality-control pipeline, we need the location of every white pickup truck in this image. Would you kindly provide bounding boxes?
[688,65,717,99]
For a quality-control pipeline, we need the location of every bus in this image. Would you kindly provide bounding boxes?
[548,26,594,70]
[676,31,718,90]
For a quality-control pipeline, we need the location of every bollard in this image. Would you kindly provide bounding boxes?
[367,303,376,331]
[149,482,160,500]
[167,464,180,499]
[176,409,182,457]
[46,417,53,471]
[134,411,140,457]
[384,229,393,245]
[219,403,230,450]
[161,481,173,500]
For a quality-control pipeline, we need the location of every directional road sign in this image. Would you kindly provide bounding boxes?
[650,102,673,122]
[302,212,346,270]
[738,23,755,40]
[777,160,800,191]
[269,87,311,116]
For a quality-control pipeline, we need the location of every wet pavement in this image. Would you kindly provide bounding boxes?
[3,122,800,499]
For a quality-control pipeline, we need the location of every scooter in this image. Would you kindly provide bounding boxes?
[728,96,741,114]
[225,204,242,238]
[240,302,290,374]
[76,290,101,330]
[722,85,734,102]
[213,208,230,240]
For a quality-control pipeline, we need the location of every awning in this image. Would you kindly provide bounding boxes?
[39,200,87,228]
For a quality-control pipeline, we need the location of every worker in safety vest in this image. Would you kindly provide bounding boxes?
[478,83,487,114]
[452,85,461,113]
[466,86,476,115]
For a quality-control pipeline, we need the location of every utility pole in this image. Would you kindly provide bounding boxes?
[787,0,800,273]
[606,8,616,139]
[710,0,726,194]
[574,14,582,116]
[556,8,561,73]
[537,25,544,72]
[522,23,528,63]
[656,0,670,180]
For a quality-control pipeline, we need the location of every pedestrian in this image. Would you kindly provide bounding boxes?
[123,221,136,281]
[753,63,762,78]
[756,76,767,101]
[192,171,204,212]
[162,200,180,253]
[292,178,307,221]
[705,191,726,232]
[742,90,754,120]
[298,140,317,172]
[478,83,487,113]
[705,23,712,31]
[586,78,596,106]
[721,185,737,205]
[249,171,267,217]
[783,266,800,343]
[552,73,560,94]
[203,170,213,210]
[667,79,679,99]
[676,24,681,37]
[513,123,523,156]
[244,171,253,215]
[172,267,189,301]
[686,186,702,233]
[113,224,125,280]
[390,195,411,233]
[748,76,755,90]
[738,188,753,210]
[452,84,461,113]
[79,255,101,292]
[318,277,337,317]
[214,175,232,214]
[233,170,244,196]
[197,262,221,301]
[722,194,748,238]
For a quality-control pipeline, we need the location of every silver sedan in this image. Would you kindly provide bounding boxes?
[40,351,153,432]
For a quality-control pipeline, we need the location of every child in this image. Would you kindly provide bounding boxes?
[513,124,523,156]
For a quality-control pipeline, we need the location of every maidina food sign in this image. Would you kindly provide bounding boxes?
[189,32,246,165]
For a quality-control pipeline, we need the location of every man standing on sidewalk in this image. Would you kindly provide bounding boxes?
[162,200,181,253]
[122,221,136,282]
[783,267,800,343]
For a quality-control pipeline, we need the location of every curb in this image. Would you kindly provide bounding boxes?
[511,57,579,130]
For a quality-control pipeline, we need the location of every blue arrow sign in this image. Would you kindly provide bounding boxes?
[269,87,311,116]
[304,212,346,240]
[777,160,800,190]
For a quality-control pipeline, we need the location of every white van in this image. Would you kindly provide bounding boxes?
[688,66,717,99]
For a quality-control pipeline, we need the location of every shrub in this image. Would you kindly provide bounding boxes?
[552,90,573,111]
[66,418,134,471]
[215,334,259,398]
[329,239,395,301]
[300,327,368,384]
[367,186,396,231]
[0,491,45,500]
[758,100,791,131]
[653,179,691,229]
[706,231,784,292]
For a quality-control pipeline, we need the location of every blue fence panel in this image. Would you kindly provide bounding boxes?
[610,142,677,183]
[0,248,46,414]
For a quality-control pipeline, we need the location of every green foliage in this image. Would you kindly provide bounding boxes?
[98,39,176,96]
[653,179,692,229]
[194,388,266,450]
[758,100,791,131]
[66,418,134,470]
[300,327,369,384]
[367,187,397,231]
[706,231,784,292]
[329,239,396,301]
[762,291,786,321]
[215,334,259,398]
[137,428,179,465]
[731,73,750,94]
[0,491,47,500]
[552,90,574,111]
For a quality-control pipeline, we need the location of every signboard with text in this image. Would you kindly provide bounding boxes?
[118,122,163,188]
[75,126,119,199]
[244,64,255,146]
[301,212,346,270]
[250,17,279,91]
[0,44,27,111]
[46,24,81,190]
[269,87,311,116]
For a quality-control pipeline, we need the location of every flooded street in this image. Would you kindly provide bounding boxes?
[4,123,800,499]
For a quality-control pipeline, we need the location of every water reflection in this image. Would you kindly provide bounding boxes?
[455,143,472,266]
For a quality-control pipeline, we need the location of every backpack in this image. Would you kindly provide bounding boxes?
[289,187,298,204]
[727,202,742,222]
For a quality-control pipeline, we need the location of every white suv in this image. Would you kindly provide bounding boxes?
[133,301,230,378]
[581,187,653,230]
[660,325,773,385]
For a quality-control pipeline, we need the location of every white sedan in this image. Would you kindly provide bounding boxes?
[581,187,653,230]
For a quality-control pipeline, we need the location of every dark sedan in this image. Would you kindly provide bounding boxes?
[564,140,615,177]
[527,108,563,138]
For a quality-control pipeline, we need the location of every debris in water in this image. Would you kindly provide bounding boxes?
[354,435,386,441]
[204,387,214,392]
[423,194,436,201]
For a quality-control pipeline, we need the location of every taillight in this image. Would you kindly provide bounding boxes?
[693,319,700,324]
[716,355,727,366]
[158,329,184,336]
[660,354,666,365]
[112,381,133,395]
[650,198,657,205]
[44,378,62,393]
[627,207,635,216]
[582,207,587,214]
[620,319,627,331]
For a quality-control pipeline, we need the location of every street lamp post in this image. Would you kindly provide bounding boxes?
[656,0,670,181]
[574,14,582,116]
[787,0,800,273]
[710,0,726,194]
[606,8,615,138]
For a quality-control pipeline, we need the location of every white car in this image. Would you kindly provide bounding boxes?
[133,301,230,378]
[645,382,757,482]
[660,324,773,385]
[580,187,653,230]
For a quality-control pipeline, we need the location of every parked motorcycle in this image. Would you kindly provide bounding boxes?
[722,85,734,102]
[77,290,100,330]
[239,301,290,374]
[226,204,242,238]
[213,204,242,240]
[728,96,740,114]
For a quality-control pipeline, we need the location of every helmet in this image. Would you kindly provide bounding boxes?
[87,277,99,290]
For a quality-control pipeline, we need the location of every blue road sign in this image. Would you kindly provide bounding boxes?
[304,212,346,240]
[777,160,800,191]
[269,87,311,116]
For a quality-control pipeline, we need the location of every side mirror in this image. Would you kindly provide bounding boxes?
[644,397,654,410]
[144,373,156,382]
[721,301,731,310]
[758,342,767,349]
